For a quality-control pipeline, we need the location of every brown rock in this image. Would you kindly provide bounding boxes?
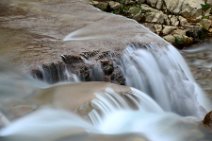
[170,16,179,26]
[162,26,177,36]
[92,1,109,11]
[108,1,121,10]
[172,29,186,36]
[61,55,83,64]
[203,111,212,127]
[101,60,114,75]
[154,24,163,35]
[178,16,189,26]
[163,35,176,44]
[199,19,212,30]
[208,27,212,36]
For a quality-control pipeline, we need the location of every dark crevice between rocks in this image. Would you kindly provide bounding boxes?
[31,52,125,85]
[186,28,209,43]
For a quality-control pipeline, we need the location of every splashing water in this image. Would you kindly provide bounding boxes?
[118,44,211,117]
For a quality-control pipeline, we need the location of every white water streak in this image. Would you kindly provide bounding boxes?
[119,44,211,117]
[89,87,163,125]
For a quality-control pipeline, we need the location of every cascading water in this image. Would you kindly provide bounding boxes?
[0,102,210,141]
[89,87,163,125]
[0,43,211,141]
[32,63,80,84]
[118,43,211,117]
[98,110,204,141]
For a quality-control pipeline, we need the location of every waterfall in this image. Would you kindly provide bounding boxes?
[89,62,104,81]
[0,43,211,141]
[118,43,211,117]
[0,80,210,141]
[29,43,210,118]
[89,87,163,125]
[31,63,80,84]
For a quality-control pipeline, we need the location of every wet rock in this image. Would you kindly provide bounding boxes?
[203,111,212,127]
[31,69,43,80]
[111,67,125,85]
[61,55,83,64]
[101,60,114,75]
[40,63,61,83]
[186,27,208,42]
[80,66,90,81]
[98,51,114,59]
[81,51,100,58]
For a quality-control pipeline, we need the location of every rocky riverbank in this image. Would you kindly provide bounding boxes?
[90,0,212,48]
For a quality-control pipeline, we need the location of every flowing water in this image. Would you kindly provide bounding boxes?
[182,40,212,98]
[118,43,211,117]
[0,42,211,141]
